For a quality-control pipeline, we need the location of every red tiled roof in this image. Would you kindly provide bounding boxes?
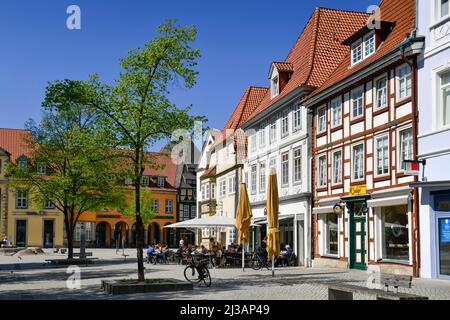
[142,152,177,187]
[307,0,416,101]
[201,166,216,178]
[272,62,294,73]
[0,128,31,161]
[244,7,370,123]
[215,86,268,146]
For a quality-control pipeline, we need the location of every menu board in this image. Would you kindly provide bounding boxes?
[441,219,450,243]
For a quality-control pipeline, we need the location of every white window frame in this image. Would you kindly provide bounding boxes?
[250,132,257,153]
[281,110,289,138]
[292,104,302,132]
[269,157,276,171]
[396,64,412,102]
[374,134,390,177]
[269,118,277,145]
[210,183,216,199]
[165,199,173,213]
[157,176,165,187]
[351,86,364,120]
[16,190,28,209]
[281,151,289,186]
[351,32,375,66]
[293,147,302,184]
[351,39,363,65]
[152,199,159,213]
[317,106,327,133]
[219,179,227,197]
[205,183,210,200]
[351,142,365,182]
[250,165,257,195]
[259,123,266,148]
[397,126,414,173]
[331,97,342,128]
[142,176,149,186]
[331,149,342,185]
[324,213,340,257]
[228,176,236,195]
[259,162,266,194]
[439,69,450,129]
[183,205,189,218]
[271,76,279,98]
[374,74,388,111]
[437,0,450,20]
[363,31,375,59]
[317,154,327,188]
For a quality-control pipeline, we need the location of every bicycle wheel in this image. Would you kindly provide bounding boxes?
[250,255,261,270]
[201,267,211,287]
[184,265,201,283]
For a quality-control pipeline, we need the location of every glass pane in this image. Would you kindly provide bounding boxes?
[439,218,450,276]
[382,205,409,261]
[442,0,449,18]
[327,214,338,255]
[444,87,450,126]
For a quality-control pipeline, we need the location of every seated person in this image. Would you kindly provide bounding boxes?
[281,244,293,257]
[200,245,209,255]
[146,245,156,263]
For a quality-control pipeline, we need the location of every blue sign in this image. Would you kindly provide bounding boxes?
[441,219,450,243]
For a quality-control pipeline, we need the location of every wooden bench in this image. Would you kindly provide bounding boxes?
[328,273,428,300]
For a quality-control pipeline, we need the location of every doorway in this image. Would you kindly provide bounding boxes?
[15,219,27,247]
[437,216,450,279]
[348,201,367,270]
[43,220,54,248]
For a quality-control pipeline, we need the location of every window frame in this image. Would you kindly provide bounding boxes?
[374,74,388,111]
[16,190,28,209]
[374,133,390,178]
[259,123,266,148]
[250,132,257,153]
[281,151,289,187]
[317,106,327,133]
[271,75,279,98]
[165,199,173,213]
[351,86,365,120]
[325,213,339,257]
[397,126,414,173]
[331,97,342,128]
[37,163,46,176]
[281,109,289,138]
[437,0,450,20]
[269,117,277,145]
[396,64,412,102]
[259,161,266,194]
[219,179,227,197]
[292,104,302,132]
[228,176,236,195]
[351,39,363,65]
[293,147,302,185]
[157,176,165,187]
[363,31,376,59]
[44,199,55,209]
[331,149,343,186]
[351,142,365,182]
[152,199,159,213]
[250,165,257,195]
[439,69,450,129]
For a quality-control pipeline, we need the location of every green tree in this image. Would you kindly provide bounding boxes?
[7,99,125,259]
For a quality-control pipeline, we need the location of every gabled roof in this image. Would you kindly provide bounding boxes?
[142,152,177,187]
[243,7,370,124]
[215,86,268,146]
[271,62,294,75]
[307,0,416,101]
[0,128,30,161]
[201,166,216,179]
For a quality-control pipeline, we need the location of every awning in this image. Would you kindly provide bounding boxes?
[312,206,336,214]
[367,195,409,208]
[252,214,295,226]
[164,215,236,229]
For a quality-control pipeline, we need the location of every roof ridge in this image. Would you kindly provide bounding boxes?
[315,6,370,15]
[0,128,29,131]
[303,7,322,86]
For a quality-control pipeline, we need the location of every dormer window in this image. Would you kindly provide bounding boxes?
[157,176,165,187]
[142,176,149,186]
[37,163,46,175]
[271,76,279,98]
[351,31,375,65]
[18,157,27,172]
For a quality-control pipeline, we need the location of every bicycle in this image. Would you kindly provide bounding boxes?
[249,250,271,271]
[183,253,212,287]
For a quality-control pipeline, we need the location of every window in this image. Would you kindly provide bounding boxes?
[18,158,27,172]
[142,176,149,186]
[332,150,342,185]
[269,157,276,171]
[439,0,449,18]
[184,206,189,218]
[381,205,409,261]
[331,98,342,127]
[441,70,450,127]
[165,199,173,213]
[375,77,388,110]
[293,147,302,184]
[351,40,363,65]
[259,124,266,148]
[317,155,327,188]
[211,183,216,199]
[219,179,227,197]
[281,152,289,186]
[37,163,46,175]
[157,176,165,187]
[259,162,266,193]
[352,144,365,181]
[250,132,257,153]
[190,206,196,218]
[152,199,159,213]
[16,190,28,209]
[318,107,326,133]
[399,128,413,171]
[75,222,95,241]
[281,110,289,138]
[375,135,390,176]
[293,104,302,132]
[363,32,375,58]
[228,176,236,194]
[44,199,55,209]
[271,76,279,97]
[326,214,339,256]
[269,118,277,144]
[351,86,364,119]
[125,178,132,185]
[351,32,375,65]
[201,184,206,200]
[251,165,257,194]
[397,65,412,101]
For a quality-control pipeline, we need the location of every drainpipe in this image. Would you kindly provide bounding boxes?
[400,44,421,278]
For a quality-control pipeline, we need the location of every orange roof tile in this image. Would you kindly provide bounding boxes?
[244,7,370,124]
[272,62,294,73]
[142,152,178,187]
[201,166,216,178]
[307,0,416,101]
[0,128,31,161]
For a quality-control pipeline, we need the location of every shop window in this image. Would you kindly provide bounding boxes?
[381,205,409,262]
[326,214,339,256]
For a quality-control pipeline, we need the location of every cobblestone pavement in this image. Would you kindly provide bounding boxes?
[1,249,450,300]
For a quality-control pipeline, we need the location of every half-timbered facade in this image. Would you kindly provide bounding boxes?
[305,0,425,276]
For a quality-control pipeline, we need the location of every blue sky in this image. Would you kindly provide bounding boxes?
[0,0,375,150]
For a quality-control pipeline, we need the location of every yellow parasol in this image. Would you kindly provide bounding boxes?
[235,183,253,271]
[266,168,280,277]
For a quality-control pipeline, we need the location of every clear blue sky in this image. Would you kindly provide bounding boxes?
[0,0,375,150]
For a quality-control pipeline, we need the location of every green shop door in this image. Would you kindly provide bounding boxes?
[346,199,368,270]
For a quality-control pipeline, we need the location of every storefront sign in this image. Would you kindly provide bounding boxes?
[26,211,46,216]
[404,160,423,176]
[441,219,450,243]
[350,185,367,196]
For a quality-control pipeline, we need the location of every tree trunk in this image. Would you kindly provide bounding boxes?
[63,208,74,259]
[135,151,145,282]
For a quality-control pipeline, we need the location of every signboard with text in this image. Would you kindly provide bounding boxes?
[350,185,367,196]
